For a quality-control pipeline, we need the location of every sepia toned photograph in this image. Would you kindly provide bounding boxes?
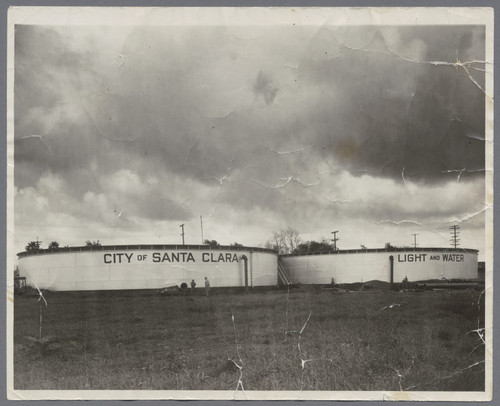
[6,7,493,401]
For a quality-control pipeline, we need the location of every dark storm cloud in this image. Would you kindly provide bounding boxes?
[293,26,485,184]
[15,26,88,113]
[15,25,257,193]
[14,24,486,232]
[15,25,485,188]
[253,71,278,105]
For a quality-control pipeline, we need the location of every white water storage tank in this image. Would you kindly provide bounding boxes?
[279,248,478,284]
[17,244,278,291]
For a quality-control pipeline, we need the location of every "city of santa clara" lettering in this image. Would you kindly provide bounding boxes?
[103,251,239,264]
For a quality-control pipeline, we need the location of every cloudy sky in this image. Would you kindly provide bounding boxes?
[13,19,487,256]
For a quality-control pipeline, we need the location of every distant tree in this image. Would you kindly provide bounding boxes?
[292,239,333,255]
[265,232,285,254]
[48,241,60,249]
[231,242,243,247]
[292,242,308,255]
[266,227,301,254]
[385,242,397,250]
[85,240,101,247]
[25,240,41,252]
[204,239,220,248]
[360,245,367,250]
[264,240,277,251]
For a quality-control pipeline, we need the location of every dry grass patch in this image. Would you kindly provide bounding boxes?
[14,287,485,391]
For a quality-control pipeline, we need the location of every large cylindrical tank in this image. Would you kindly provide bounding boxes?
[280,248,478,284]
[17,245,278,291]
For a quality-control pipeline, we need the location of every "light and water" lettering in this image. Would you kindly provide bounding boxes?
[397,253,464,263]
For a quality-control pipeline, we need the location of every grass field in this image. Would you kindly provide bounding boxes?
[14,286,485,391]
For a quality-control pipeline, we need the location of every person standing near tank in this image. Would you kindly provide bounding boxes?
[190,279,196,295]
[204,276,211,296]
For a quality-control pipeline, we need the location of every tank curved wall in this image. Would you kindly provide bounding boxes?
[17,245,278,291]
[280,248,478,284]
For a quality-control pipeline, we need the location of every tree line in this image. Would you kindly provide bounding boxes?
[24,240,102,252]
[24,239,244,252]
[264,227,402,254]
[24,232,401,253]
[264,226,334,255]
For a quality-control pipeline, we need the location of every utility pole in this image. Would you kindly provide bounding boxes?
[411,233,419,249]
[450,225,460,248]
[200,215,204,244]
[180,224,185,245]
[331,230,339,251]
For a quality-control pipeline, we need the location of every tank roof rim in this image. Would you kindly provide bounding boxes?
[17,244,278,258]
[280,247,479,257]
